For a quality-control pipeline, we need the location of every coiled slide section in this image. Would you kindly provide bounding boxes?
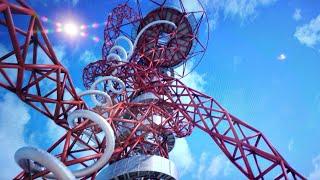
[14,19,177,179]
[14,76,124,179]
[82,19,177,89]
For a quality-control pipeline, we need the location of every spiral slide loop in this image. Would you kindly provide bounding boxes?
[78,89,113,108]
[107,36,133,62]
[15,110,115,179]
[106,20,176,63]
[15,146,76,180]
[67,76,124,149]
[52,110,115,178]
[90,76,125,105]
[130,20,177,60]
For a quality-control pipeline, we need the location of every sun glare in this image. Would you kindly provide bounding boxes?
[45,18,101,42]
[63,22,79,37]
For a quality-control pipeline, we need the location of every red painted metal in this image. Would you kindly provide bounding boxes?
[102,3,140,61]
[0,0,306,179]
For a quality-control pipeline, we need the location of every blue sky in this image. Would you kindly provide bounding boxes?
[0,0,320,179]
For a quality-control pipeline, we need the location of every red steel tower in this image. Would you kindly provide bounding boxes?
[0,0,306,179]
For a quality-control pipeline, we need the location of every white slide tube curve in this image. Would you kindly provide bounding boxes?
[107,20,176,62]
[47,110,115,178]
[107,36,133,62]
[128,20,177,60]
[15,146,76,180]
[90,76,125,105]
[78,89,113,107]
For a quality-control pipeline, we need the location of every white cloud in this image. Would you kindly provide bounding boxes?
[0,44,67,94]
[28,87,83,151]
[193,152,234,179]
[203,0,277,23]
[176,0,277,31]
[207,16,219,32]
[0,42,70,178]
[288,139,294,152]
[0,92,31,179]
[208,154,232,178]
[169,138,194,176]
[277,53,286,61]
[1,42,66,67]
[294,14,320,48]
[196,152,208,179]
[233,55,244,71]
[293,9,302,21]
[79,50,98,64]
[46,118,66,140]
[224,0,266,20]
[181,0,203,13]
[54,46,67,64]
[176,61,206,92]
[309,154,320,180]
[180,70,206,92]
[37,45,67,65]
[28,119,66,149]
[223,160,233,176]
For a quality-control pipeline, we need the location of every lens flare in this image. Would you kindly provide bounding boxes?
[91,23,99,28]
[41,16,102,40]
[56,22,62,27]
[80,24,87,30]
[56,27,62,32]
[80,32,88,37]
[63,22,79,37]
[92,36,100,42]
[41,16,49,22]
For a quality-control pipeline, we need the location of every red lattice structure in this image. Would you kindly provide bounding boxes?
[102,3,141,60]
[0,0,306,179]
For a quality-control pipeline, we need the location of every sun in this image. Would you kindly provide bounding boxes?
[63,22,79,37]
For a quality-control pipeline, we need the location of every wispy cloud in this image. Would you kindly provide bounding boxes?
[176,0,278,31]
[79,50,98,64]
[200,0,277,30]
[0,92,31,179]
[288,138,294,152]
[207,154,232,177]
[169,138,194,176]
[220,0,276,21]
[194,152,233,179]
[277,53,286,61]
[38,45,67,65]
[28,119,66,150]
[309,154,320,180]
[207,18,219,32]
[196,152,208,179]
[294,14,320,48]
[181,0,203,13]
[233,56,244,72]
[293,9,302,21]
[0,42,71,178]
[179,0,219,31]
[176,60,207,92]
[170,61,206,178]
